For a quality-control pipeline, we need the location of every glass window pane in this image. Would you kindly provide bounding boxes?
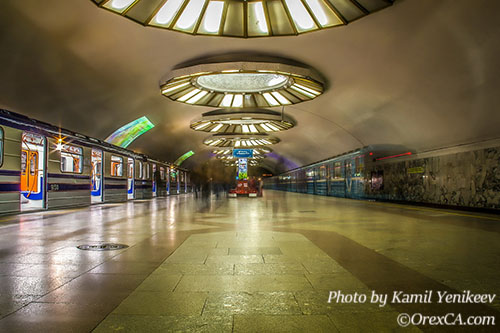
[111,155,123,177]
[60,145,83,173]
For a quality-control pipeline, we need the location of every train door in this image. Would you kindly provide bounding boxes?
[313,167,318,194]
[176,172,181,194]
[127,158,134,200]
[166,167,170,195]
[327,163,332,195]
[159,166,165,196]
[152,163,157,197]
[20,132,46,211]
[91,149,103,203]
[345,160,353,198]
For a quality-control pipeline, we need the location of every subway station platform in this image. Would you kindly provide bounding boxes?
[0,191,499,332]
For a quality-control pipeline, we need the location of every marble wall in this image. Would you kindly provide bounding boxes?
[365,147,500,210]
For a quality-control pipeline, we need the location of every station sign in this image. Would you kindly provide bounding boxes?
[407,166,425,174]
[233,149,253,158]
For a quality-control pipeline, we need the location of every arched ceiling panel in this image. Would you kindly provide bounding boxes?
[0,0,499,168]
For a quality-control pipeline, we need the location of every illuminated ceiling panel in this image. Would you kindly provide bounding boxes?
[204,134,279,148]
[161,61,324,108]
[174,150,195,165]
[104,116,154,148]
[91,0,395,38]
[190,109,295,134]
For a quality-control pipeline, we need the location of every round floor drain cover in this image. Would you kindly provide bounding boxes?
[77,243,128,251]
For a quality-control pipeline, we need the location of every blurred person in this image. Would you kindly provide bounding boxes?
[258,177,264,197]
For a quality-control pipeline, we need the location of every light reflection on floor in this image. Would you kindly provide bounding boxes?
[0,191,498,332]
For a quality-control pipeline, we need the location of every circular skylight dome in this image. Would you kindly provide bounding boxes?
[196,73,290,93]
[204,134,280,148]
[191,109,295,133]
[91,0,395,38]
[161,61,324,108]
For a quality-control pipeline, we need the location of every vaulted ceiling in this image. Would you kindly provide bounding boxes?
[1,0,499,173]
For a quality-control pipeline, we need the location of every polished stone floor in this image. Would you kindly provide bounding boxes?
[0,191,499,332]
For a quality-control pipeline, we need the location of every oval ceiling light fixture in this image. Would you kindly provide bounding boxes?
[161,61,324,108]
[204,134,280,148]
[92,0,395,38]
[191,109,295,134]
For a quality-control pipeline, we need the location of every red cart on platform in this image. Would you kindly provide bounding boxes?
[229,180,258,197]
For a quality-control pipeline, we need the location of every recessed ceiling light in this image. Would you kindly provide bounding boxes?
[203,134,279,147]
[161,61,324,108]
[93,0,395,38]
[216,154,264,161]
[190,109,295,134]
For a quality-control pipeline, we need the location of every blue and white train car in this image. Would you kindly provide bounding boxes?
[266,145,413,200]
[0,109,191,215]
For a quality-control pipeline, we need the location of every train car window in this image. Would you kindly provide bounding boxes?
[319,165,327,179]
[371,171,384,190]
[334,162,341,178]
[127,160,133,178]
[111,155,123,177]
[160,167,165,180]
[60,145,83,173]
[0,127,4,167]
[138,162,143,179]
[145,163,150,179]
[355,157,363,176]
[21,151,27,174]
[30,157,36,175]
[345,162,352,176]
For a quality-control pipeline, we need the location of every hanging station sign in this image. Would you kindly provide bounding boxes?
[233,149,254,158]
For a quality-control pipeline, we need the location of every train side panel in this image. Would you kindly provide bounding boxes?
[46,139,91,209]
[157,163,167,197]
[316,164,328,196]
[170,168,179,195]
[134,160,152,199]
[328,159,345,197]
[0,126,21,214]
[103,151,127,202]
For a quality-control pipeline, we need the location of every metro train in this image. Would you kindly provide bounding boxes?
[0,109,190,215]
[265,145,413,199]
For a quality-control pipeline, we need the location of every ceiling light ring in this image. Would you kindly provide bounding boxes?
[191,109,295,133]
[162,61,323,108]
[203,133,280,148]
[93,0,395,38]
